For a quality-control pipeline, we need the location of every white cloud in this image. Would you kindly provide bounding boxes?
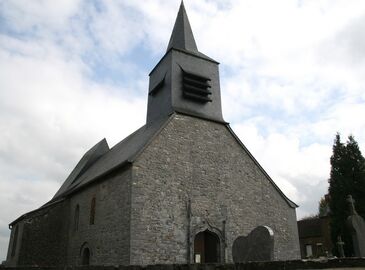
[212,0,365,222]
[232,122,331,217]
[0,37,147,183]
[1,0,82,31]
[0,177,61,262]
[0,33,146,260]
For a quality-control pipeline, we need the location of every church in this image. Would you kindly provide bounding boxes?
[5,2,300,266]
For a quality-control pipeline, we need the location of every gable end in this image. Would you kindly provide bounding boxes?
[225,125,298,208]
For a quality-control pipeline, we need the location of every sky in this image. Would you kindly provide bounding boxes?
[1,0,365,261]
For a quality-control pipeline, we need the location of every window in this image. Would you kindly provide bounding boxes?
[182,69,212,103]
[74,205,80,231]
[90,197,96,225]
[80,242,91,266]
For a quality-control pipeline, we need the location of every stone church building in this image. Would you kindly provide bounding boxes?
[5,3,300,266]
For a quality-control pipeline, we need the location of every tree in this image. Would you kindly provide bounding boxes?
[318,195,329,217]
[346,136,365,216]
[328,133,365,256]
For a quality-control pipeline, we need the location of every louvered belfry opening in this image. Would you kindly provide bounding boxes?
[146,1,225,124]
[182,69,212,103]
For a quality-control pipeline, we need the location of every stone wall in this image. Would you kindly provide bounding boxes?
[5,218,23,266]
[66,166,132,266]
[131,114,300,265]
[6,200,70,266]
[1,258,365,270]
[5,165,132,267]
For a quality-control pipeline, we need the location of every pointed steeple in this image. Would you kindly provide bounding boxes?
[167,1,198,52]
[146,2,225,124]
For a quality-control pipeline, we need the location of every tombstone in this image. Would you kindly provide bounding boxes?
[232,226,274,263]
[346,195,365,257]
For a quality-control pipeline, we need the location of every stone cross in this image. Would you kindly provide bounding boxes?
[347,195,357,215]
[336,236,345,258]
[346,194,365,257]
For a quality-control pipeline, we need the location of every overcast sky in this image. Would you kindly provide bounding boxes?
[1,0,365,261]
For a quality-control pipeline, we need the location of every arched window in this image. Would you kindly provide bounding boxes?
[74,205,80,231]
[11,225,19,257]
[80,242,92,265]
[90,197,96,225]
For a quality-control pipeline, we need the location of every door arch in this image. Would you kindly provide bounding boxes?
[80,242,91,266]
[82,247,90,265]
[194,230,220,263]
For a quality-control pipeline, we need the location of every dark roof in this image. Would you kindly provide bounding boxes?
[49,115,172,202]
[10,116,172,226]
[167,1,197,52]
[164,1,217,64]
[52,138,110,199]
[298,217,328,238]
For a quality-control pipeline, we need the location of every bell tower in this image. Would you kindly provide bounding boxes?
[146,1,225,124]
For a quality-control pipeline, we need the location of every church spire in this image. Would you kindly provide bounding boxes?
[146,1,224,124]
[166,1,198,52]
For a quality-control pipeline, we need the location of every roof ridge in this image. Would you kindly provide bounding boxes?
[225,124,298,209]
[46,116,173,202]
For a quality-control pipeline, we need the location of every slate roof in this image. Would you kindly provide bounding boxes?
[297,217,324,238]
[52,138,110,199]
[49,115,172,203]
[165,1,217,64]
[9,116,171,226]
[167,1,197,53]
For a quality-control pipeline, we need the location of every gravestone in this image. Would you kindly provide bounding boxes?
[232,226,274,263]
[346,195,365,257]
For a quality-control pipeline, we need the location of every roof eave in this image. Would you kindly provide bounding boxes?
[9,198,66,227]
[149,48,219,76]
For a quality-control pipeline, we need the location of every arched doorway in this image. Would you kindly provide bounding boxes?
[194,230,220,263]
[81,247,90,265]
